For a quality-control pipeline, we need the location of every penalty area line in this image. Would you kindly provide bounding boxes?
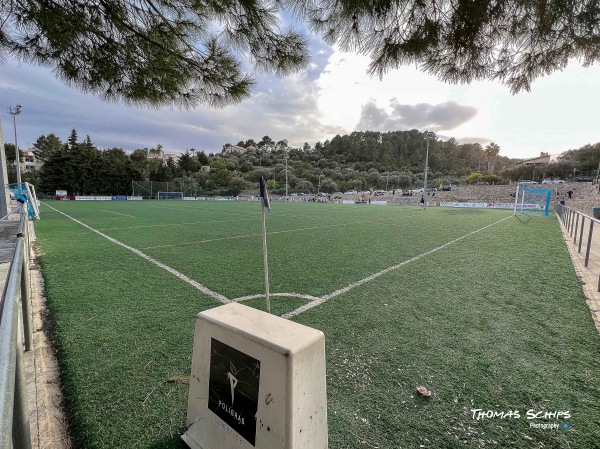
[41,202,230,304]
[100,209,136,218]
[282,215,513,319]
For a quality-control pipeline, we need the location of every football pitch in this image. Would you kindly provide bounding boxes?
[35,200,600,448]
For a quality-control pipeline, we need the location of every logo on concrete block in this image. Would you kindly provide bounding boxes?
[208,338,261,446]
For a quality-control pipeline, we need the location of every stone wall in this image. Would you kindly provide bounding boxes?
[357,184,600,214]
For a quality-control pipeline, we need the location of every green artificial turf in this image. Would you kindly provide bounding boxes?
[35,200,600,448]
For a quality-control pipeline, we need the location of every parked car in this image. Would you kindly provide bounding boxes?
[575,177,594,182]
[542,178,565,184]
[440,185,452,191]
[475,181,489,185]
[344,190,358,195]
[518,180,538,184]
[373,190,386,196]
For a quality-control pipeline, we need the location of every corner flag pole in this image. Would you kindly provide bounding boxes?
[259,176,271,313]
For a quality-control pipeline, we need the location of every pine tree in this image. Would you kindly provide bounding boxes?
[32,134,63,162]
[3,0,600,104]
[2,0,309,107]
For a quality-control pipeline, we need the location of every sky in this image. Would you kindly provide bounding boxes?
[2,30,600,160]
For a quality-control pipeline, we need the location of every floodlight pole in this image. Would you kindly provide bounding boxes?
[423,132,430,208]
[9,105,22,185]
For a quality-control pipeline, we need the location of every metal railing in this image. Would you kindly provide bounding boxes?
[0,209,33,449]
[555,203,600,291]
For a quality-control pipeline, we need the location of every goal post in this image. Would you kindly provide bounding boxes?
[157,191,184,200]
[513,186,551,216]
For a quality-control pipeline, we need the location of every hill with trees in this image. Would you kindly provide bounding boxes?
[8,129,599,197]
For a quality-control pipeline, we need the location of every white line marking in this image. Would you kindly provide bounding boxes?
[139,214,418,250]
[145,204,256,218]
[281,215,513,319]
[97,212,341,232]
[100,209,136,218]
[99,217,258,231]
[42,202,511,319]
[231,293,321,303]
[42,202,230,304]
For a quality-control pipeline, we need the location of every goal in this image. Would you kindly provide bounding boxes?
[513,186,551,216]
[157,191,183,200]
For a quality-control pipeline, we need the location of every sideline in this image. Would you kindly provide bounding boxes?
[41,202,230,304]
[282,215,513,319]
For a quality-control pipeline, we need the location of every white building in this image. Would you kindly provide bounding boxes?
[519,152,561,165]
[147,148,180,165]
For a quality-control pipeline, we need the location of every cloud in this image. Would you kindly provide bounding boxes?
[0,46,341,153]
[5,40,600,161]
[455,136,492,146]
[355,100,478,133]
[208,71,346,148]
[0,13,340,153]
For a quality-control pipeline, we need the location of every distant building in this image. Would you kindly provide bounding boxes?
[519,152,561,165]
[20,149,43,171]
[222,144,247,155]
[147,148,180,165]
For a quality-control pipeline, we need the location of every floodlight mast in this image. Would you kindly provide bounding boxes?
[8,105,22,185]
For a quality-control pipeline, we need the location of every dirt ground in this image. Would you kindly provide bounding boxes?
[24,234,72,449]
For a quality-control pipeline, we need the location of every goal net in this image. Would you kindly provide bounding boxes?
[513,186,551,216]
[132,181,200,198]
[157,191,183,200]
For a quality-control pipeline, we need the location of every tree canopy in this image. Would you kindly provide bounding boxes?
[307,0,600,93]
[3,0,599,107]
[1,0,309,107]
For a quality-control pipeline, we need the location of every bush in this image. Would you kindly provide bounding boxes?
[465,173,502,185]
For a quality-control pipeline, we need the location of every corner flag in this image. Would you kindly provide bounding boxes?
[259,176,271,313]
[259,176,270,211]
